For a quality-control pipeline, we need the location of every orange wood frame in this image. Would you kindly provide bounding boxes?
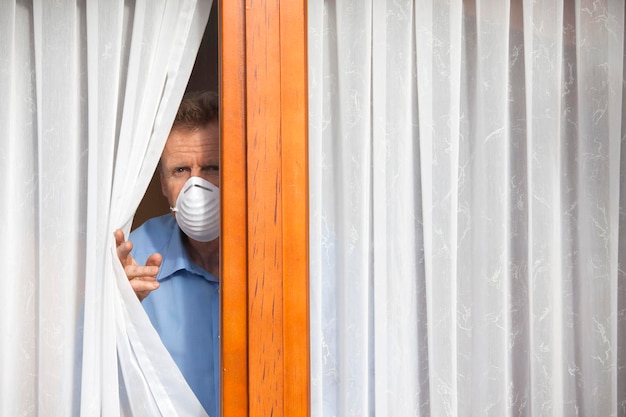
[220,1,309,416]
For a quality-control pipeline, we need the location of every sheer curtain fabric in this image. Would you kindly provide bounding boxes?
[309,0,626,416]
[0,1,211,416]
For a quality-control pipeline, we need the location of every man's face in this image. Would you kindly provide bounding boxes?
[160,121,219,208]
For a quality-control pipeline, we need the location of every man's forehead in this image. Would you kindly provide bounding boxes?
[161,147,218,165]
[164,132,218,150]
[162,150,218,161]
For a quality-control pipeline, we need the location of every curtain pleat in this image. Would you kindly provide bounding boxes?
[32,1,88,415]
[415,1,464,415]
[0,3,41,416]
[372,1,425,416]
[309,0,626,416]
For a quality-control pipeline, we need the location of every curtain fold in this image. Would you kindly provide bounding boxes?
[0,1,211,415]
[309,0,626,415]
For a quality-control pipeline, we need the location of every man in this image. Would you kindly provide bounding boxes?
[115,90,220,417]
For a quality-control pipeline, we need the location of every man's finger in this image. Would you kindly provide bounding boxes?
[117,241,131,260]
[115,229,136,267]
[114,229,124,247]
[146,253,163,268]
[114,230,133,257]
[130,279,160,302]
[125,265,159,280]
[129,278,159,291]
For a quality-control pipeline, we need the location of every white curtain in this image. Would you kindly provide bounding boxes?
[0,1,211,416]
[309,0,626,416]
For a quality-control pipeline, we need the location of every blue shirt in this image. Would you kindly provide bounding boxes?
[130,215,219,417]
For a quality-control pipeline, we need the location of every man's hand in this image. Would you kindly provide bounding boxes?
[115,229,162,301]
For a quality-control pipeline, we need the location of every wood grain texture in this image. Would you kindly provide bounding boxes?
[221,0,309,415]
[279,1,310,416]
[220,1,249,416]
[245,0,285,415]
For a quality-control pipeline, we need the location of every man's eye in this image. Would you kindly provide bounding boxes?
[174,167,188,174]
[204,165,219,172]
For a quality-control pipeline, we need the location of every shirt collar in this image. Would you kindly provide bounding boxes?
[158,221,218,284]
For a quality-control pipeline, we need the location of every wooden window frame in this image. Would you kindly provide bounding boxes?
[220,1,309,416]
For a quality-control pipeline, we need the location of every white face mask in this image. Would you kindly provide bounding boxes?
[170,176,220,242]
